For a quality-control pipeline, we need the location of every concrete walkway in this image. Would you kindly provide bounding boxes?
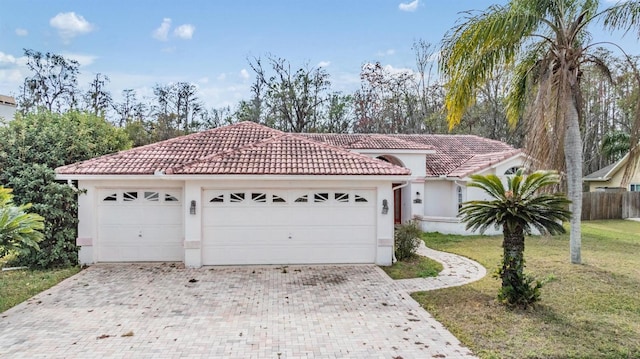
[392,241,487,293]
[0,245,486,359]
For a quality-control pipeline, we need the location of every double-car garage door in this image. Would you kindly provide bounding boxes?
[202,189,376,265]
[97,188,376,264]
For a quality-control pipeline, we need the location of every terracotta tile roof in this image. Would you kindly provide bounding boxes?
[447,150,523,178]
[301,133,434,150]
[171,134,410,175]
[56,122,410,176]
[300,133,520,177]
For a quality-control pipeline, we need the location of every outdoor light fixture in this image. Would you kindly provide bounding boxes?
[413,191,422,204]
[382,199,389,214]
[190,200,196,215]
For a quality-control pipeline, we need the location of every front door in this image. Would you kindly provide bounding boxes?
[393,184,402,224]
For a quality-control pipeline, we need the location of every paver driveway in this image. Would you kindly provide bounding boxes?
[0,263,476,358]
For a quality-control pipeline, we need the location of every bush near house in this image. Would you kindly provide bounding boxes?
[394,220,422,261]
[0,111,131,268]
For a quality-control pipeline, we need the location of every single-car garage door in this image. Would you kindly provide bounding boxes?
[97,189,184,262]
[202,189,376,265]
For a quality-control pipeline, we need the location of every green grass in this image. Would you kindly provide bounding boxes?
[412,220,640,359]
[0,267,80,312]
[381,255,443,279]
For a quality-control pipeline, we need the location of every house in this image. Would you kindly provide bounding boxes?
[584,153,640,192]
[0,95,16,121]
[55,121,525,267]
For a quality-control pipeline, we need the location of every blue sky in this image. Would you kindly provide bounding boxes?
[0,0,636,109]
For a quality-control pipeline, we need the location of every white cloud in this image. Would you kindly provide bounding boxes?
[240,69,250,80]
[0,51,29,97]
[153,18,172,41]
[377,49,396,57]
[398,0,419,12]
[317,61,331,68]
[60,52,97,67]
[217,73,227,81]
[174,24,195,40]
[15,28,28,36]
[49,12,94,41]
[198,77,209,84]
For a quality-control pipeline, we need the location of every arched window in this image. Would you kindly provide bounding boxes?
[504,166,521,175]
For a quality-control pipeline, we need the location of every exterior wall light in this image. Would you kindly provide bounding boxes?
[382,199,389,214]
[413,191,422,204]
[190,200,196,215]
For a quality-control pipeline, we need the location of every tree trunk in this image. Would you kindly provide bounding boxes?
[501,224,525,290]
[565,97,582,264]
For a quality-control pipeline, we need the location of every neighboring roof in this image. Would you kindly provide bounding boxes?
[0,95,16,106]
[301,133,520,177]
[56,122,410,176]
[583,153,634,182]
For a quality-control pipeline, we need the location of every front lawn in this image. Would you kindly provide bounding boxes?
[381,255,443,279]
[0,267,80,312]
[412,220,640,359]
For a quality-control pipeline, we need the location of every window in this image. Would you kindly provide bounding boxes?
[631,184,640,192]
[295,195,308,203]
[230,192,245,203]
[123,191,138,202]
[164,194,179,202]
[144,191,159,201]
[103,193,117,202]
[251,193,267,203]
[272,195,287,203]
[209,194,224,203]
[354,195,368,203]
[505,166,521,175]
[334,193,349,203]
[457,185,465,210]
[314,192,329,202]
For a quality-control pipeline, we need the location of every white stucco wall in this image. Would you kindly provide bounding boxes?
[74,176,399,267]
[417,155,527,235]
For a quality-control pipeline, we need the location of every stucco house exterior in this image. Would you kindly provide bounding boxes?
[0,95,17,121]
[584,153,640,192]
[56,121,525,267]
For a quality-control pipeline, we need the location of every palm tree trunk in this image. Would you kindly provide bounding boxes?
[565,97,582,264]
[502,225,525,290]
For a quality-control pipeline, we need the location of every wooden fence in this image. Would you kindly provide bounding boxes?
[581,191,640,220]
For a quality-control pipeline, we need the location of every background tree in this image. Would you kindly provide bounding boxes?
[440,0,640,264]
[0,111,131,267]
[248,55,331,132]
[83,73,113,117]
[460,170,571,307]
[17,49,80,114]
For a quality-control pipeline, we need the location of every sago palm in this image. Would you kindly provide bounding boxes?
[460,170,570,307]
[440,0,640,264]
[0,187,44,256]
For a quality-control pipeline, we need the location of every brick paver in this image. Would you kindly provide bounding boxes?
[0,246,484,358]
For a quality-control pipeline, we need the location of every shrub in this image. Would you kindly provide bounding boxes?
[394,220,422,261]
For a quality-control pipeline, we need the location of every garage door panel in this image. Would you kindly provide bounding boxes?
[97,189,183,262]
[202,189,376,265]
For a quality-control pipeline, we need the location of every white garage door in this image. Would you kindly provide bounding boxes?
[97,189,184,262]
[202,189,376,265]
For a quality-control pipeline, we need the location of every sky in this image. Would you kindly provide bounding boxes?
[0,0,637,110]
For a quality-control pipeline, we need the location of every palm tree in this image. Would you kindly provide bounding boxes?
[440,0,640,264]
[0,187,44,256]
[460,170,571,307]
